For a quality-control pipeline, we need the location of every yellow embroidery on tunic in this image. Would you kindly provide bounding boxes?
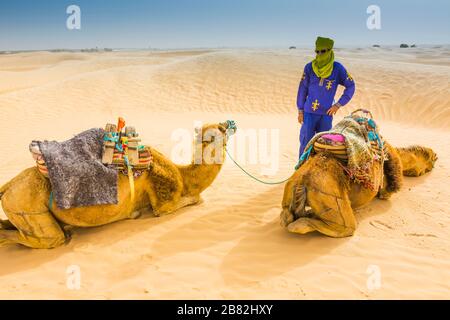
[346,72,353,81]
[312,99,320,111]
[326,80,333,90]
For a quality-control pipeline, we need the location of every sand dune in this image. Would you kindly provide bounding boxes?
[0,48,449,299]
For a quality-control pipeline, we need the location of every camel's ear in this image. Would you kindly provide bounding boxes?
[218,123,227,133]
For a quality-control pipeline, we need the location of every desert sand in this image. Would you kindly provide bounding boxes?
[0,47,449,299]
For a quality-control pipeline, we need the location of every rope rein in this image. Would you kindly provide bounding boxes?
[225,148,292,185]
[223,120,293,185]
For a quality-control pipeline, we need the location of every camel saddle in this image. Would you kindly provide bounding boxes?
[30,118,153,179]
[297,109,388,191]
[306,109,387,164]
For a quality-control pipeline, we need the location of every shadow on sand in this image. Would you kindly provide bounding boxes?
[1,174,428,281]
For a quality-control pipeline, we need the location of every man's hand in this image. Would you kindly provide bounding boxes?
[327,104,340,116]
[298,111,304,124]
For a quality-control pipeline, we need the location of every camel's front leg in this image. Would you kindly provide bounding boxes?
[0,167,66,248]
[0,211,66,248]
[153,195,200,217]
[287,188,356,238]
[287,215,355,238]
[280,169,307,227]
[0,229,39,247]
[1,195,65,248]
[280,208,295,227]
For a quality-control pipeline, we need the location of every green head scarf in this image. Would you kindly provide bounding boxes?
[312,36,335,78]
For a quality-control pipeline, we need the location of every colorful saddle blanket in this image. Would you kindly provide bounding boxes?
[313,133,387,162]
[298,110,387,190]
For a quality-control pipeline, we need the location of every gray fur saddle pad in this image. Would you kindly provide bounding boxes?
[33,128,118,209]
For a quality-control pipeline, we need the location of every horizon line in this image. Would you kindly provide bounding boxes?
[2,43,449,53]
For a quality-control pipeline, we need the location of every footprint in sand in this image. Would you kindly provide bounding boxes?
[404,233,437,238]
[369,220,394,231]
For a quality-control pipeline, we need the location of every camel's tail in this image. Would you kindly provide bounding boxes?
[395,145,437,177]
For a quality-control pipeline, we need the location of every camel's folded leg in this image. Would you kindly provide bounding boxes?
[287,188,356,238]
[0,230,34,247]
[0,211,66,249]
[153,195,200,217]
[287,215,355,238]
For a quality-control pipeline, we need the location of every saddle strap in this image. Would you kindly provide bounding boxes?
[127,165,135,203]
[124,155,135,203]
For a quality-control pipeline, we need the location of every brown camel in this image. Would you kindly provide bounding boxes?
[280,144,437,237]
[0,122,234,249]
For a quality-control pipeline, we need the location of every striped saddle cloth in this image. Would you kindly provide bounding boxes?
[112,147,152,171]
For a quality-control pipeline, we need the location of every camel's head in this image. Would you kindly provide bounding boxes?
[422,147,438,172]
[218,120,237,138]
[194,120,237,164]
[196,120,237,145]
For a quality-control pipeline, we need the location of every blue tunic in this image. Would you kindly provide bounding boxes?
[297,61,355,157]
[297,61,355,115]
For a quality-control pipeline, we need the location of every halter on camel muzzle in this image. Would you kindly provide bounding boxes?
[219,120,237,138]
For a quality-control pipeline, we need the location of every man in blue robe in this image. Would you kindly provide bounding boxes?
[297,37,356,157]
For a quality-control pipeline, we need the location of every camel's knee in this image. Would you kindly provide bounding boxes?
[287,215,356,238]
[3,210,67,248]
[0,229,66,249]
[288,210,356,238]
[153,194,197,217]
[128,209,142,219]
[43,234,67,248]
[332,225,355,238]
[280,208,295,227]
[20,233,66,249]
[153,204,176,217]
[378,188,393,200]
[287,218,316,234]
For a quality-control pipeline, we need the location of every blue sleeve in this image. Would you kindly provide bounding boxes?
[336,64,355,107]
[296,64,309,111]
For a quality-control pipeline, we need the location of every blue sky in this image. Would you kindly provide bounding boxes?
[0,0,448,50]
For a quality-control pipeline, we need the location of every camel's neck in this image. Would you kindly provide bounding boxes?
[177,162,223,196]
[395,148,415,171]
